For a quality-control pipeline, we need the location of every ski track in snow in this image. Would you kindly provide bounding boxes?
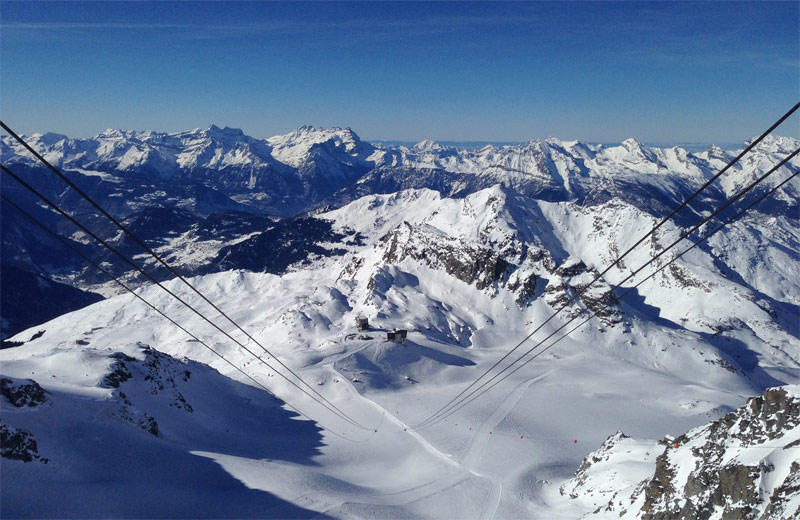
[309,360,555,519]
[2,152,799,518]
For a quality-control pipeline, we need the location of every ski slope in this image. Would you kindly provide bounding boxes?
[2,186,798,518]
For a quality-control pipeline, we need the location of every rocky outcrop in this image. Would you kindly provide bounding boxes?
[0,422,48,463]
[101,346,198,437]
[641,386,800,520]
[1,377,51,463]
[562,386,800,520]
[375,221,553,306]
[380,222,512,291]
[560,432,663,517]
[1,377,49,407]
[544,258,625,328]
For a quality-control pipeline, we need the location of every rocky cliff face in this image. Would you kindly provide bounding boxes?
[560,385,800,520]
[641,386,800,520]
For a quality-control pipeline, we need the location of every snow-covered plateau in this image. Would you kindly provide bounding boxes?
[1,126,799,519]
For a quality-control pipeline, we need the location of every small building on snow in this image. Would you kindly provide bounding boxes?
[355,316,370,331]
[387,329,407,344]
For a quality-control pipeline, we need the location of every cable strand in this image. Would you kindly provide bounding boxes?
[416,150,798,429]
[0,119,363,428]
[1,163,371,431]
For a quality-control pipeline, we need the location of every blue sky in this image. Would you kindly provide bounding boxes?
[2,1,798,144]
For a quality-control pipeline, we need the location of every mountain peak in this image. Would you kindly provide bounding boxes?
[283,125,361,143]
[620,137,644,150]
[98,128,125,139]
[204,125,245,137]
[742,133,799,154]
[411,139,446,153]
[29,132,69,145]
[294,124,316,134]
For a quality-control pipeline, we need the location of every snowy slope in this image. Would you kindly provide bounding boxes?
[2,182,798,518]
[1,341,324,518]
[553,386,800,519]
[0,264,103,339]
[3,127,797,217]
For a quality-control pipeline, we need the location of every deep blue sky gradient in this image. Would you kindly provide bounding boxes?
[2,1,798,144]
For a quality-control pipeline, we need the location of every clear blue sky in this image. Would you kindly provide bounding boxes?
[2,1,798,144]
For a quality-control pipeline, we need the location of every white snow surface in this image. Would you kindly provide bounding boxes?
[3,127,798,199]
[2,185,799,518]
[550,386,800,519]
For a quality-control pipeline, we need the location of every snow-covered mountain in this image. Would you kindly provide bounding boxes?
[557,385,800,519]
[3,126,797,303]
[1,125,389,215]
[3,127,798,218]
[2,148,798,520]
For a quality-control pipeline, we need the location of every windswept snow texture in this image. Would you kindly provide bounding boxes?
[1,126,799,518]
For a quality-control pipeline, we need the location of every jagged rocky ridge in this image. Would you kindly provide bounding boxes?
[0,126,798,517]
[0,179,798,517]
[3,127,797,218]
[2,126,796,299]
[560,385,800,519]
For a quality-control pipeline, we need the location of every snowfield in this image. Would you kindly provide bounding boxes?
[2,179,798,518]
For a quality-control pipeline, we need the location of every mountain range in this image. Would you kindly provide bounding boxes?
[1,125,798,518]
[3,125,797,216]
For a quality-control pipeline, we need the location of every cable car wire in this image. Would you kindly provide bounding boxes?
[0,119,367,430]
[426,166,800,428]
[0,163,371,431]
[416,149,799,429]
[417,147,798,428]
[0,193,367,442]
[414,103,798,428]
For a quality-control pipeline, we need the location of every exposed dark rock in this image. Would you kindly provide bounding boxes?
[103,354,134,388]
[0,422,48,463]
[105,347,195,411]
[378,221,521,297]
[1,377,49,407]
[560,432,633,499]
[544,258,624,327]
[763,461,800,519]
[640,387,800,520]
[564,388,800,520]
